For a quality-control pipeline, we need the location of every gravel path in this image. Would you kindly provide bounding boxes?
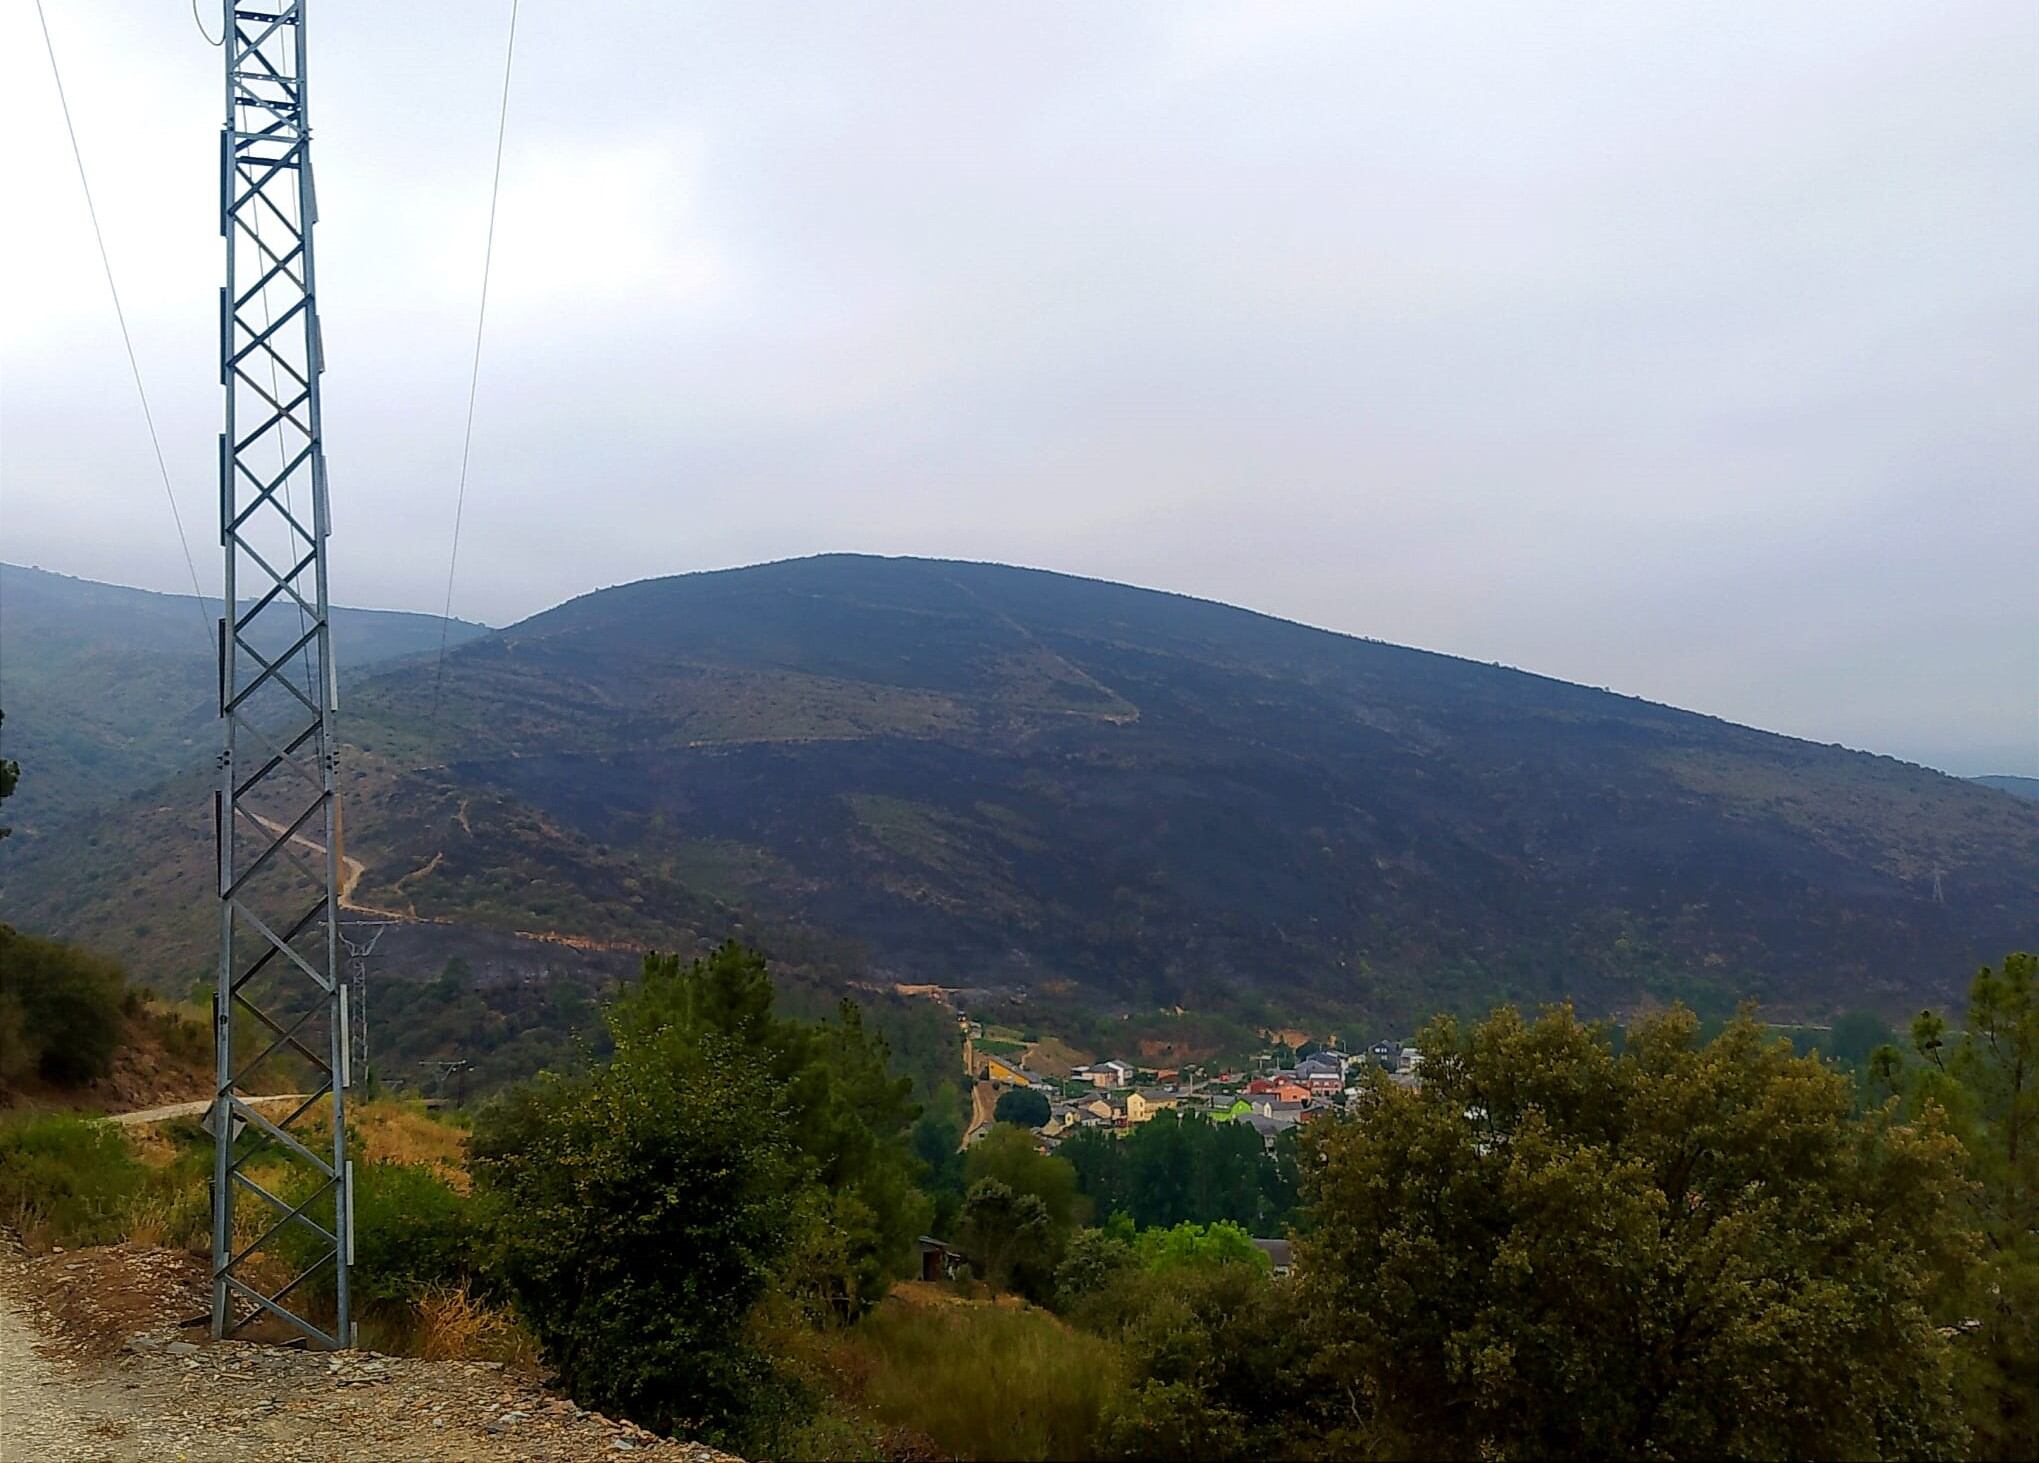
[0,1244,738,1463]
[0,1288,127,1462]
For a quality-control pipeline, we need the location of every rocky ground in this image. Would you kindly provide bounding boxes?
[0,1242,739,1463]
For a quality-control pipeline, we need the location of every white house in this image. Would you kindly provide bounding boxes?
[1078,1059,1135,1089]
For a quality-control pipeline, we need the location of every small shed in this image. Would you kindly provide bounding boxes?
[916,1235,962,1283]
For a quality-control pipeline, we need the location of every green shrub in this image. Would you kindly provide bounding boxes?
[471,1029,808,1445]
[277,1160,476,1309]
[1054,1221,1136,1308]
[1102,1378,1249,1461]
[1132,1219,1268,1273]
[353,1163,474,1305]
[0,1115,146,1248]
[0,925,126,1086]
[1069,1249,1322,1456]
[769,1407,886,1462]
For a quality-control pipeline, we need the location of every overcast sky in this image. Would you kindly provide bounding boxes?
[2,1,2033,775]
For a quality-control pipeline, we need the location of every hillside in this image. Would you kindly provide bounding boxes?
[0,563,488,834]
[5,555,2036,1024]
[1974,774,2039,802]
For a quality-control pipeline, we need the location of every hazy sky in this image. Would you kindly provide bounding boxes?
[3,2,2034,775]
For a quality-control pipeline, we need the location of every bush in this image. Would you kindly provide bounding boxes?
[471,1028,809,1445]
[0,1115,146,1249]
[1102,1378,1248,1461]
[406,1282,538,1367]
[0,925,126,1086]
[1054,1221,1136,1308]
[278,1160,477,1310]
[1069,1250,1321,1458]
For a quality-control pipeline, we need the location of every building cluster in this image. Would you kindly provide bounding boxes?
[972,1036,1424,1150]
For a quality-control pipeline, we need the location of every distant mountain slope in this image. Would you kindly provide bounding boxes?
[5,555,2034,1022]
[0,563,488,832]
[1974,775,2039,802]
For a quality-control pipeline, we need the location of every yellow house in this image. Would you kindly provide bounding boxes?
[983,1054,1035,1087]
[1125,1090,1177,1125]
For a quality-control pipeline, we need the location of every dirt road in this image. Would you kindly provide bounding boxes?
[104,1095,308,1129]
[0,1244,734,1463]
[963,1079,999,1147]
[241,812,404,921]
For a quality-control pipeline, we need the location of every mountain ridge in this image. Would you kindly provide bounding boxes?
[0,561,488,832]
[4,555,2034,1024]
[1973,774,2039,802]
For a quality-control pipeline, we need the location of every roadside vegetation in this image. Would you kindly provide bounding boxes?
[1,907,2031,1459]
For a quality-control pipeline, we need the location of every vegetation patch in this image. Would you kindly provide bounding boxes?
[0,925,127,1088]
[811,1295,1129,1462]
[0,1115,148,1250]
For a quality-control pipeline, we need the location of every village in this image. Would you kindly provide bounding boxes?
[960,1018,1424,1150]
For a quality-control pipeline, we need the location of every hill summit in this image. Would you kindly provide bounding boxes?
[7,555,2036,1021]
[345,554,2035,1017]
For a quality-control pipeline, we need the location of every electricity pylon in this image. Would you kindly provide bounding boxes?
[211,0,352,1348]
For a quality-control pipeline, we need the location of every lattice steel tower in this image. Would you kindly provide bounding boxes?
[211,0,352,1348]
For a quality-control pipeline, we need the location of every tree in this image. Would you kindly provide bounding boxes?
[957,1178,1054,1292]
[993,1086,1051,1128]
[471,1023,806,1442]
[1063,1114,1291,1232]
[1078,1224,1320,1460]
[1053,1217,1137,1308]
[1903,953,2039,1460]
[1059,1126,1129,1220]
[962,1124,1082,1297]
[963,1123,1082,1235]
[910,1105,966,1236]
[614,944,930,1318]
[1132,1219,1267,1273]
[472,943,934,1444]
[1298,1003,1972,1460]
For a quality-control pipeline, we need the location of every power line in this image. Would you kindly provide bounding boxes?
[33,0,214,637]
[428,0,521,754]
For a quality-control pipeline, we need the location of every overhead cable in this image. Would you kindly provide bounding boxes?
[427,0,522,755]
[34,0,214,636]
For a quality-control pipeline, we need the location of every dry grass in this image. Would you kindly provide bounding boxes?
[76,1097,473,1266]
[119,1188,207,1251]
[805,1293,1129,1461]
[1022,1034,1093,1079]
[285,1098,470,1190]
[351,1100,470,1188]
[409,1283,540,1368]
